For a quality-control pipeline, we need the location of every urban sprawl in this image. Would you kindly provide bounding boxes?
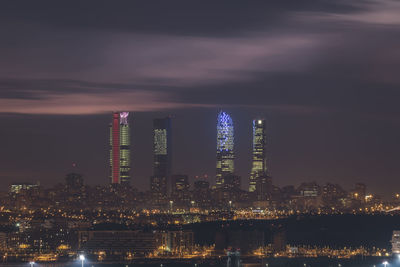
[1,111,399,263]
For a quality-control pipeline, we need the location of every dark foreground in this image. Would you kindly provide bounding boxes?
[2,257,395,267]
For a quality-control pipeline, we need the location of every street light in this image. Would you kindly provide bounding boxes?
[29,261,35,267]
[79,255,85,267]
[383,261,388,267]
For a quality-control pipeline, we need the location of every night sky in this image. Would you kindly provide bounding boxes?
[1,0,400,196]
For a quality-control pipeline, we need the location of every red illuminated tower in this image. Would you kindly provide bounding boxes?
[109,112,131,184]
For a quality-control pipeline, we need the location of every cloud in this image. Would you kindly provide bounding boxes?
[2,0,400,116]
[96,33,321,86]
[331,0,400,25]
[0,78,328,115]
[0,90,212,115]
[295,0,400,26]
[0,27,323,86]
[0,26,324,114]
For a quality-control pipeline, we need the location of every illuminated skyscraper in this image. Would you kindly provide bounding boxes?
[151,117,172,203]
[216,111,234,188]
[109,112,131,184]
[249,119,268,192]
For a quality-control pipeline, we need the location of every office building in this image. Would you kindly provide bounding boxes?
[216,111,234,188]
[255,175,273,201]
[193,180,211,208]
[109,112,131,184]
[249,119,268,192]
[158,230,194,255]
[298,182,320,197]
[65,173,83,190]
[172,174,189,192]
[171,175,190,206]
[151,117,172,204]
[10,182,39,194]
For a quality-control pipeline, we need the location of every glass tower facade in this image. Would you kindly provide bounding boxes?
[151,117,172,202]
[109,112,131,184]
[249,119,268,192]
[216,111,234,188]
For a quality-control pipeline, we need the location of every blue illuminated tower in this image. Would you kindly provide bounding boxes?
[216,111,235,188]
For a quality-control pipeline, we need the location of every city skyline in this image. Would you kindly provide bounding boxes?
[1,110,399,197]
[3,1,400,265]
[2,1,400,196]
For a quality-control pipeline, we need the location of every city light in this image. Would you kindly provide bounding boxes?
[2,1,400,267]
[119,112,129,125]
[79,254,85,267]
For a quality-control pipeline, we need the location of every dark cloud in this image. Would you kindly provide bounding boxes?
[1,0,400,196]
[0,0,363,36]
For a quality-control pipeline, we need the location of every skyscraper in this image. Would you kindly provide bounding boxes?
[171,174,190,207]
[216,111,234,188]
[109,112,131,184]
[151,117,172,203]
[249,119,268,192]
